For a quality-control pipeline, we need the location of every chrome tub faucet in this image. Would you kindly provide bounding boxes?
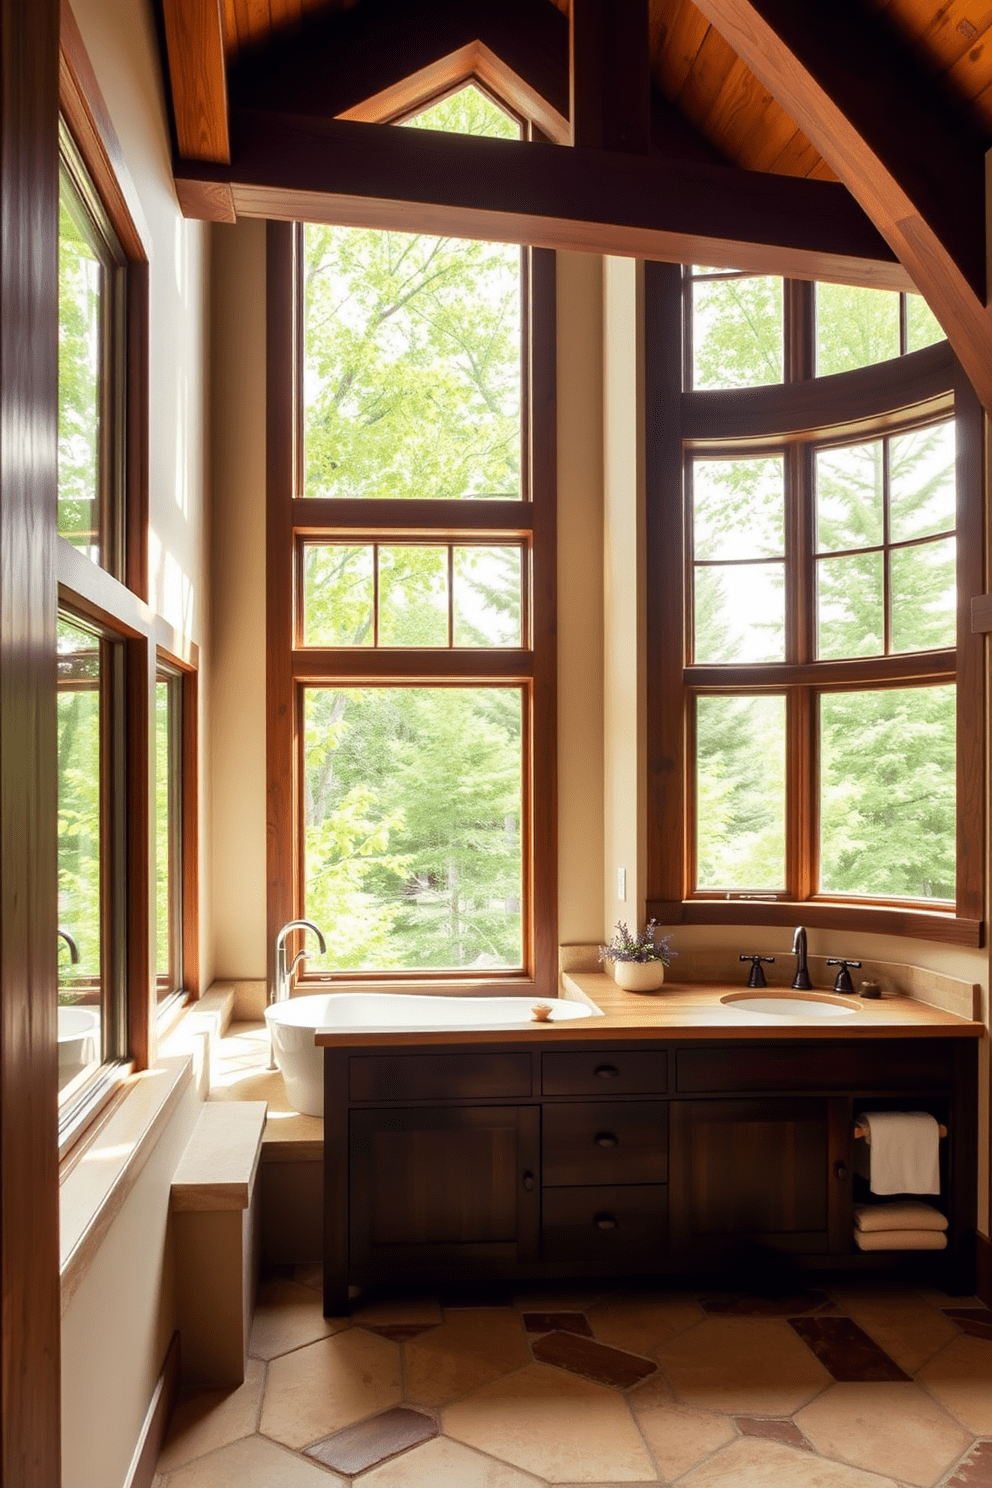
[268,918,328,1072]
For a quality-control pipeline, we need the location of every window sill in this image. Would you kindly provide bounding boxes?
[648,899,983,948]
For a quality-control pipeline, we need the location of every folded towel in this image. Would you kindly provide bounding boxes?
[854,1201,947,1233]
[854,1111,941,1195]
[854,1228,947,1251]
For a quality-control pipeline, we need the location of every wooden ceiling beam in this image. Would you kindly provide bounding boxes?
[161,0,230,163]
[570,0,651,151]
[174,110,912,290]
[691,0,992,410]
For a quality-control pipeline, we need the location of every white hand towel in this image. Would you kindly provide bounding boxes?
[854,1201,947,1233]
[855,1111,941,1195]
[854,1228,947,1251]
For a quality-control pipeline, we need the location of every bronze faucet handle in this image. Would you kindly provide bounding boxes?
[739,954,775,988]
[826,958,862,995]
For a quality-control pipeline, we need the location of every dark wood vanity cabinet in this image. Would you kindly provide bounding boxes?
[323,1035,977,1316]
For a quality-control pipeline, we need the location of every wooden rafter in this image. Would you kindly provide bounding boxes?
[174,109,911,290]
[691,0,992,411]
[570,0,651,151]
[161,0,230,163]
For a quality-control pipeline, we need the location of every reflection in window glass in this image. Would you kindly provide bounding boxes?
[303,545,375,646]
[452,546,522,647]
[694,563,785,664]
[816,283,900,375]
[891,538,956,653]
[58,169,104,563]
[817,551,884,660]
[58,617,103,1095]
[820,687,955,900]
[889,422,955,541]
[379,547,448,646]
[303,91,522,502]
[692,456,784,560]
[816,442,883,552]
[303,687,524,970]
[156,670,183,1006]
[906,294,944,353]
[691,274,784,390]
[696,694,786,890]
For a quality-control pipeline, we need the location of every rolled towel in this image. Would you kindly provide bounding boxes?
[854,1228,947,1252]
[855,1201,947,1233]
[854,1111,941,1195]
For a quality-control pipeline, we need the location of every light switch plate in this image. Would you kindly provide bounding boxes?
[617,867,626,901]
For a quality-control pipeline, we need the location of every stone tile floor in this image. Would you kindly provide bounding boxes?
[154,1272,992,1487]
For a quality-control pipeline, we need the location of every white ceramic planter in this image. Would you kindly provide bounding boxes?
[612,960,666,993]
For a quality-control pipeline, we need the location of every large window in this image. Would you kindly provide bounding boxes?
[268,85,557,988]
[57,612,128,1129]
[648,265,983,944]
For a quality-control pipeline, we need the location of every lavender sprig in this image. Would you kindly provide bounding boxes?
[598,919,677,966]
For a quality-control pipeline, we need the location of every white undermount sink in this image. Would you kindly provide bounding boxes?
[721,992,861,1018]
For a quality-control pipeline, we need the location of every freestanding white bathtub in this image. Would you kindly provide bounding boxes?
[265,991,602,1117]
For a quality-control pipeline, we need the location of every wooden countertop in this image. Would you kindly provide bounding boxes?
[313,976,984,1047]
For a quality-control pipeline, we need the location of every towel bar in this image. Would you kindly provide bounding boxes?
[854,1122,947,1140]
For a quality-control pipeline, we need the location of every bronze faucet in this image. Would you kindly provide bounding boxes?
[791,926,812,990]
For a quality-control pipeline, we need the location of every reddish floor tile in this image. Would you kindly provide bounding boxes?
[530,1329,656,1389]
[735,1417,812,1451]
[789,1317,911,1382]
[945,1440,992,1487]
[699,1290,832,1317]
[304,1407,437,1474]
[945,1310,992,1343]
[522,1312,593,1337]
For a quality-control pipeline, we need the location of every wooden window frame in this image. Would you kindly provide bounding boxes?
[646,262,985,948]
[266,221,558,995]
[59,0,149,598]
[154,656,200,1021]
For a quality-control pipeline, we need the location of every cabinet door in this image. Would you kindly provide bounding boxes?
[670,1098,847,1258]
[350,1105,539,1274]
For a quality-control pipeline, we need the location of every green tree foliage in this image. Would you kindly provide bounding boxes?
[691,273,784,390]
[58,177,102,554]
[57,620,102,994]
[691,279,955,902]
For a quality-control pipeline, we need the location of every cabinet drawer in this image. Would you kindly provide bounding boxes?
[543,1102,668,1185]
[349,1053,532,1102]
[542,1184,668,1261]
[677,1041,955,1095]
[542,1050,667,1097]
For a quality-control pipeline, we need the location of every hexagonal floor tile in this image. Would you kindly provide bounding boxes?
[249,1277,349,1361]
[678,1436,906,1488]
[829,1287,960,1375]
[917,1335,992,1434]
[355,1436,546,1487]
[632,1401,736,1480]
[403,1308,531,1407]
[443,1361,657,1483]
[654,1317,830,1416]
[161,1433,344,1487]
[157,1358,264,1475]
[586,1293,704,1357]
[795,1381,972,1487]
[260,1328,401,1449]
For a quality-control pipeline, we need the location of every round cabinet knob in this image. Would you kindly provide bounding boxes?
[594,1064,619,1079]
[594,1132,619,1148]
[522,1171,535,1191]
[594,1213,618,1230]
[834,1162,849,1182]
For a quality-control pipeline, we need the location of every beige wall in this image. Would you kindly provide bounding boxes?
[602,258,647,940]
[61,3,212,1482]
[209,221,269,981]
[557,251,605,943]
[61,1082,200,1488]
